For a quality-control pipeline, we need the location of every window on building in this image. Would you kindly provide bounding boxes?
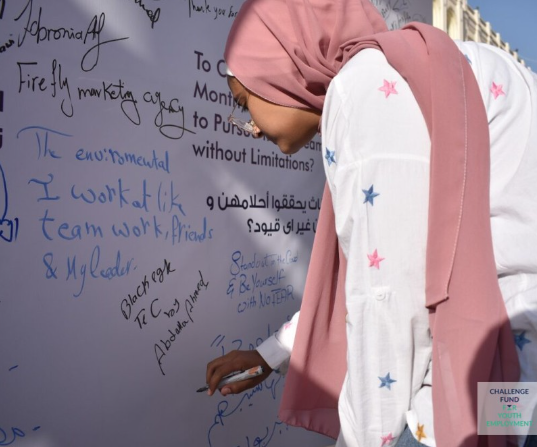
[447,7,458,39]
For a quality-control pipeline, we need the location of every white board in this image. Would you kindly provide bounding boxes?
[371,0,432,29]
[0,1,430,446]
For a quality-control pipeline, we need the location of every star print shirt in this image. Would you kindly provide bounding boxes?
[257,41,537,447]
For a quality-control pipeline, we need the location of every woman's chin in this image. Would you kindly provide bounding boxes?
[277,141,302,155]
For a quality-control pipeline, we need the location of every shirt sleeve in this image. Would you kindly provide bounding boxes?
[256,311,300,374]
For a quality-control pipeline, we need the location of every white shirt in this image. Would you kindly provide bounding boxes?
[258,41,537,447]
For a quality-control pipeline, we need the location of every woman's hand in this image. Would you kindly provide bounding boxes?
[205,350,273,396]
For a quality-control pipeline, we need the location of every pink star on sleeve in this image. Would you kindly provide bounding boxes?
[378,80,398,98]
[367,249,385,269]
[490,82,506,99]
[381,433,395,446]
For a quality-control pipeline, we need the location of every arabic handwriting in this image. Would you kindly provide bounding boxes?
[0,426,26,446]
[246,217,317,236]
[206,192,320,212]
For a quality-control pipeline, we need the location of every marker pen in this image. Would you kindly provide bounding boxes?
[197,366,264,393]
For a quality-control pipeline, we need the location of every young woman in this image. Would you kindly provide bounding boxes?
[206,1,537,446]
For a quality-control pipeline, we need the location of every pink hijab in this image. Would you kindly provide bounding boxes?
[225,1,520,446]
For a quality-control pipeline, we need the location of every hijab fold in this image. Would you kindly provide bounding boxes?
[225,1,520,445]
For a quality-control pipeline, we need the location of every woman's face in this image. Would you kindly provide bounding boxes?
[228,77,321,155]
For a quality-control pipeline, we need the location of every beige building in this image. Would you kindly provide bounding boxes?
[432,0,525,66]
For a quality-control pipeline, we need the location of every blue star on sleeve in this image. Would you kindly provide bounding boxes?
[325,148,336,166]
[378,373,397,390]
[514,331,531,351]
[362,185,380,205]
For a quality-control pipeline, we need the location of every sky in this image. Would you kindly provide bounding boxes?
[469,0,537,69]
